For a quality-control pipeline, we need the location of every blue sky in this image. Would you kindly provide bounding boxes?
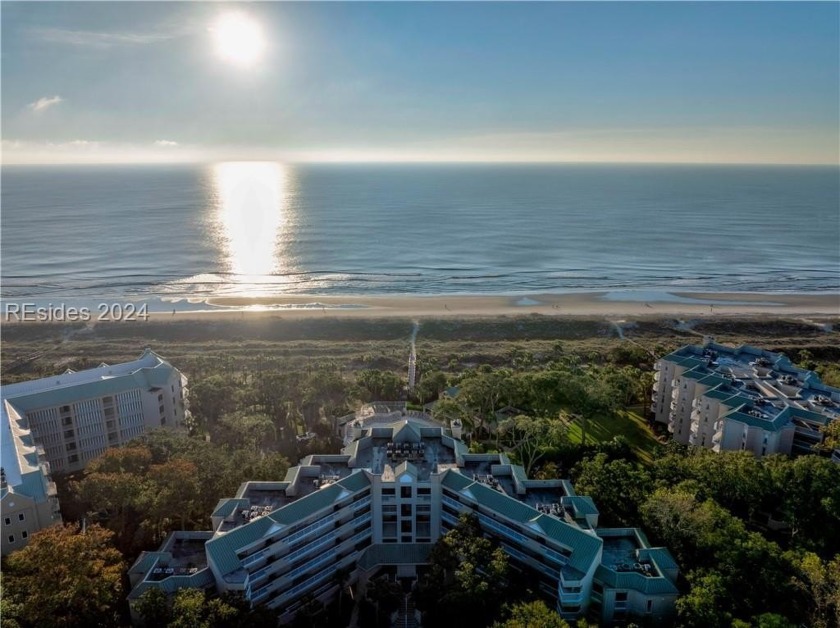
[2,2,838,164]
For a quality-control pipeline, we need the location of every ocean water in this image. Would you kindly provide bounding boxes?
[1,163,838,308]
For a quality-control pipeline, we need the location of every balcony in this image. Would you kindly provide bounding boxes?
[47,481,58,497]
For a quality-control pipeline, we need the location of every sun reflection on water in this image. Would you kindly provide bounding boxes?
[211,161,294,294]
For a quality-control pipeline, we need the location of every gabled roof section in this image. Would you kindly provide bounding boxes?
[392,421,422,443]
[212,498,249,519]
[395,461,419,479]
[532,514,602,573]
[336,470,371,492]
[468,482,538,524]
[207,482,348,576]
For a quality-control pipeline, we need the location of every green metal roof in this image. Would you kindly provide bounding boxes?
[642,547,678,572]
[335,470,371,492]
[207,484,350,576]
[441,470,473,491]
[129,552,162,575]
[567,496,599,517]
[468,482,538,524]
[442,470,602,576]
[212,498,248,519]
[531,515,602,573]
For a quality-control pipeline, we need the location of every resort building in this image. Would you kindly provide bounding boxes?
[0,349,188,475]
[652,340,840,460]
[0,406,62,556]
[129,405,678,626]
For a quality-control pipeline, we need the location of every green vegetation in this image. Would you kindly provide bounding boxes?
[563,407,660,464]
[416,513,512,628]
[1,523,125,628]
[2,315,839,627]
[135,589,277,628]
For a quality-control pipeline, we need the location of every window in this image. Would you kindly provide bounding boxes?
[400,486,412,499]
[401,504,412,517]
[60,405,70,413]
[647,600,653,613]
[17,513,24,522]
[21,530,28,539]
[382,488,395,496]
[616,592,628,602]
[7,535,14,544]
[68,454,79,464]
[417,487,431,495]
[401,521,412,533]
[3,517,10,526]
[66,442,77,452]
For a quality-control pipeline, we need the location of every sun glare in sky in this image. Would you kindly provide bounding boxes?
[211,12,266,68]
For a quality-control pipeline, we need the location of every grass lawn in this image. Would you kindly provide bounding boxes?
[564,405,662,465]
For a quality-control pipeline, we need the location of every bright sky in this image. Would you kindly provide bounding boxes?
[2,2,838,165]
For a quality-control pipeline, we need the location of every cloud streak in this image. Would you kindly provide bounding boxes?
[27,95,63,112]
[154,140,179,147]
[32,27,177,48]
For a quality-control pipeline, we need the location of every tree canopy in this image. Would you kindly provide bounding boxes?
[2,523,124,628]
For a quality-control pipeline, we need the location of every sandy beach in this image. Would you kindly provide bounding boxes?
[175,291,840,321]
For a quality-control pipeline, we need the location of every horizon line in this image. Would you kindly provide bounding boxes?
[2,159,838,168]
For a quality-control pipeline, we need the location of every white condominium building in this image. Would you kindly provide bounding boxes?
[1,349,188,476]
[0,404,62,556]
[1,349,188,555]
[652,341,840,459]
[129,408,678,626]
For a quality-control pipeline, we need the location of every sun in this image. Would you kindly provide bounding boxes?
[211,12,266,68]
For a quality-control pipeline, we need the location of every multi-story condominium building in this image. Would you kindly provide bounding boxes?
[129,408,678,626]
[0,349,188,475]
[652,340,840,459]
[1,402,62,556]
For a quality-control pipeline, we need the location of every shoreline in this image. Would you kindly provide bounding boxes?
[2,291,837,324]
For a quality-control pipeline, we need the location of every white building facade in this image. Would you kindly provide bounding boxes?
[1,349,188,475]
[129,410,678,626]
[652,341,840,459]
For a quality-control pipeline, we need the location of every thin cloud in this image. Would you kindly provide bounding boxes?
[154,140,179,147]
[32,27,177,48]
[28,95,63,113]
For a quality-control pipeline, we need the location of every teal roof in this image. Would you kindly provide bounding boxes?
[724,409,791,431]
[531,514,602,574]
[467,482,538,523]
[442,470,602,576]
[207,482,354,576]
[643,547,678,572]
[129,552,163,575]
[336,470,371,492]
[441,470,473,491]
[212,498,248,519]
[567,496,599,517]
